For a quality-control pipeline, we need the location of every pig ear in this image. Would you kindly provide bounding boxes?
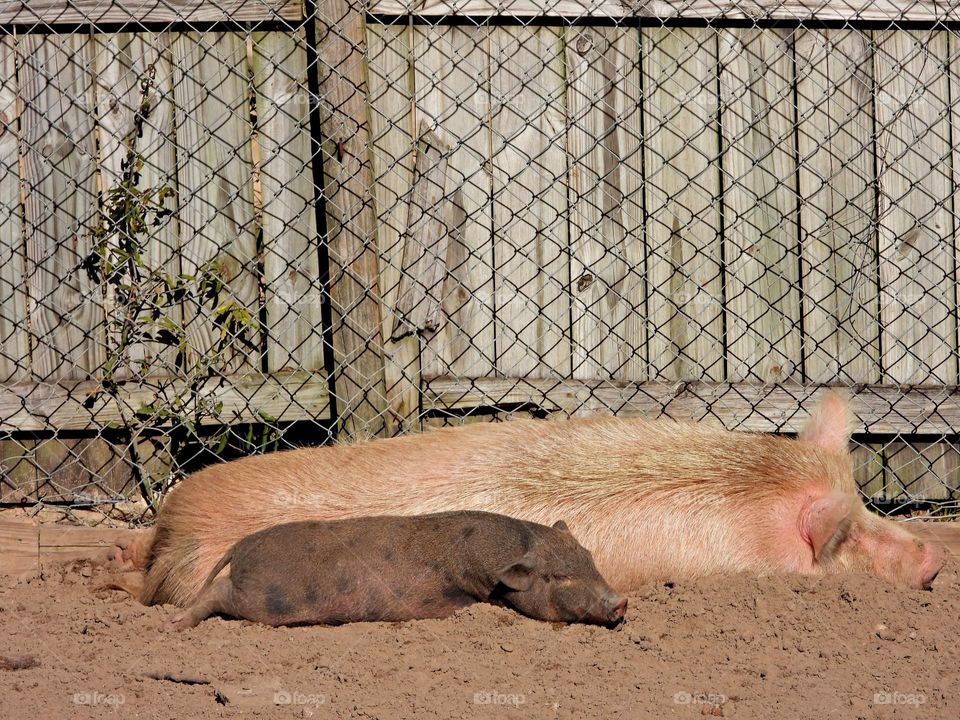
[552,520,570,533]
[800,391,855,455]
[801,493,853,561]
[497,556,536,592]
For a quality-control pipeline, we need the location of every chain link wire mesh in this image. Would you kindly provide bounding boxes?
[0,1,958,526]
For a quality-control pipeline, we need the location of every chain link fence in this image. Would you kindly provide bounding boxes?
[0,1,959,526]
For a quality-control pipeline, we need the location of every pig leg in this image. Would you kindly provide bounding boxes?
[170,577,237,631]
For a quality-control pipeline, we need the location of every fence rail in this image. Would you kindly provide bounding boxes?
[1,1,960,522]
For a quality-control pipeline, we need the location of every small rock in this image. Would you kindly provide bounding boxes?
[500,643,514,653]
[874,623,896,641]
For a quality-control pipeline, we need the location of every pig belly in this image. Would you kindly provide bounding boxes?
[229,562,477,626]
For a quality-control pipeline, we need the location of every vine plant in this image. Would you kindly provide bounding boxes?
[82,65,271,514]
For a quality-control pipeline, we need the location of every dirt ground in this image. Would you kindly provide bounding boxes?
[0,559,956,720]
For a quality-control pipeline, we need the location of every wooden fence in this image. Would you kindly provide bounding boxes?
[1,0,960,515]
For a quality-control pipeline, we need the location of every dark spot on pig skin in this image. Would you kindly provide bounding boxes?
[304,585,318,604]
[461,525,477,540]
[335,574,352,593]
[266,584,291,616]
[519,529,532,552]
[441,586,473,605]
[421,597,436,607]
[383,550,394,561]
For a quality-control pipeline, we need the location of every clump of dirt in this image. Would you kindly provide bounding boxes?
[1,560,956,719]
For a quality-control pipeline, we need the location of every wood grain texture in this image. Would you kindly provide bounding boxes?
[366,23,422,435]
[0,1,302,24]
[20,34,103,381]
[392,124,452,338]
[719,28,801,383]
[371,0,960,21]
[172,32,261,375]
[0,370,330,432]
[424,377,960,436]
[0,521,37,579]
[315,0,388,437]
[32,437,134,503]
[412,25,495,383]
[491,26,570,379]
[874,30,955,385]
[883,441,958,502]
[643,27,723,382]
[796,30,879,384]
[852,441,885,500]
[0,438,36,503]
[252,32,325,377]
[94,32,181,378]
[566,26,645,381]
[0,36,27,385]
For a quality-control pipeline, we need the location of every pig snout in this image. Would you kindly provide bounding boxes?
[579,591,627,626]
[604,593,628,624]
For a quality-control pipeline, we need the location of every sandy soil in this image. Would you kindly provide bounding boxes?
[0,559,956,720]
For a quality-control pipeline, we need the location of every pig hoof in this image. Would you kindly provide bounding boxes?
[169,614,192,631]
[106,546,129,570]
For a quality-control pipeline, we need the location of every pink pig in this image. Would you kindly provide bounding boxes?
[115,391,944,606]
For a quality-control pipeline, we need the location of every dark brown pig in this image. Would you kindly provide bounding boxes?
[169,511,627,629]
[116,391,945,606]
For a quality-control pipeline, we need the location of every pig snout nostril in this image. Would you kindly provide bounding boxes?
[606,595,628,623]
[921,567,940,590]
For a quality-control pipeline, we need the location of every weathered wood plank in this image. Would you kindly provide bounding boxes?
[0,1,302,24]
[0,438,36,503]
[0,370,330,432]
[94,32,181,378]
[33,437,131,503]
[643,27,723,382]
[367,23,422,435]
[412,25,495,382]
[883,441,958,502]
[38,523,139,566]
[252,32,325,378]
[0,36,27,385]
[954,32,960,390]
[371,0,960,21]
[874,30,955,385]
[719,28,801,383]
[172,32,260,375]
[423,377,960,436]
[315,0,389,437]
[392,124,453,337]
[566,26,644,382]
[0,522,38,579]
[491,26,570,378]
[795,30,879,383]
[852,441,885,500]
[20,34,103,381]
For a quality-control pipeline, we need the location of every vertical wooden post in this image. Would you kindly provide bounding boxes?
[313,0,388,437]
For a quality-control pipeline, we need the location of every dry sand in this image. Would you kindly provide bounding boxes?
[0,559,956,719]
